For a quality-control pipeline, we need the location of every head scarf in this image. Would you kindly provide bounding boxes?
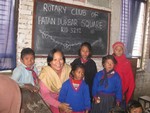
[0,75,21,113]
[112,41,125,53]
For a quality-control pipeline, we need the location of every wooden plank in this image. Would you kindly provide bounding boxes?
[128,58,137,78]
[20,88,52,113]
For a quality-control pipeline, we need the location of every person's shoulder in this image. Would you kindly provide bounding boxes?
[81,80,89,88]
[97,70,103,74]
[40,66,51,73]
[125,59,131,64]
[121,55,131,64]
[62,79,70,86]
[41,66,50,70]
[64,63,71,68]
[13,64,25,72]
[73,58,80,62]
[64,63,71,71]
[88,58,96,64]
[114,71,121,79]
[71,58,80,65]
[95,70,103,76]
[122,58,132,68]
[65,79,70,83]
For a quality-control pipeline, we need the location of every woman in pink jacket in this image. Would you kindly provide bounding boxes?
[39,48,72,113]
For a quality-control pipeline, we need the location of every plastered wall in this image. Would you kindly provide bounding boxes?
[16,0,121,72]
[16,0,150,99]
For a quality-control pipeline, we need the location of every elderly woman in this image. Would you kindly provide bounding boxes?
[39,48,72,113]
[0,74,21,113]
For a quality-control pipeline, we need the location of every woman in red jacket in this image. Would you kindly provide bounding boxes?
[112,42,135,106]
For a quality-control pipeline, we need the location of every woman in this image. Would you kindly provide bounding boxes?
[112,42,135,106]
[91,55,122,113]
[39,48,72,113]
[0,74,21,113]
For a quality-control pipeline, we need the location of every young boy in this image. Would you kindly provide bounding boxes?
[11,48,39,92]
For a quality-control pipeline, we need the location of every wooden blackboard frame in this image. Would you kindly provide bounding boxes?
[32,0,111,57]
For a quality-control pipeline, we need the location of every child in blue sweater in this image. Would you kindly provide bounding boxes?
[91,55,122,113]
[58,64,91,113]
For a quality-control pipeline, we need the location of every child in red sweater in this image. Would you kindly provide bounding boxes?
[112,42,135,105]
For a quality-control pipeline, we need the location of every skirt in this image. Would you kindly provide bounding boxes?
[91,93,115,113]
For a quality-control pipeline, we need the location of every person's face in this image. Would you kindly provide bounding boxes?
[21,54,35,68]
[73,67,84,80]
[50,51,64,72]
[80,46,90,59]
[114,46,124,56]
[130,107,142,113]
[103,59,115,72]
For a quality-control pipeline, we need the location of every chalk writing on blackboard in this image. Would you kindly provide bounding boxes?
[32,0,110,56]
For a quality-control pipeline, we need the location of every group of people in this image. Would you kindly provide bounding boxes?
[8,41,139,113]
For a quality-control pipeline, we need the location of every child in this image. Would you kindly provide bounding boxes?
[109,106,126,113]
[126,100,143,113]
[58,64,91,113]
[11,48,39,92]
[112,42,135,105]
[71,42,97,101]
[91,55,122,113]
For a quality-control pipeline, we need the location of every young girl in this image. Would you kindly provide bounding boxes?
[58,64,91,113]
[112,42,135,105]
[126,100,143,113]
[91,55,122,113]
[71,42,97,101]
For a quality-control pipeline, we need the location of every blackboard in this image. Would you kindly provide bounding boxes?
[32,0,111,57]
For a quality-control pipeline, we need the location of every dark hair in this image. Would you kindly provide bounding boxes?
[110,106,126,113]
[70,63,85,78]
[126,100,143,113]
[47,48,65,66]
[78,42,92,58]
[102,55,117,67]
[21,48,35,60]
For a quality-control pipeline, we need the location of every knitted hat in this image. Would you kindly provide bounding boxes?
[112,41,124,51]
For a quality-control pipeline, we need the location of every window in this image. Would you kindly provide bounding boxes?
[0,0,16,70]
[132,3,146,57]
[120,0,147,68]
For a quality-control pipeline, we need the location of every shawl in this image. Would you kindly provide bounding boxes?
[0,75,21,113]
[114,54,135,103]
[39,64,71,93]
[100,69,114,88]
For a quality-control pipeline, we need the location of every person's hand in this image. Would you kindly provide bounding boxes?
[58,103,72,113]
[123,94,125,100]
[85,110,89,113]
[24,84,39,92]
[116,101,120,107]
[93,96,100,104]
